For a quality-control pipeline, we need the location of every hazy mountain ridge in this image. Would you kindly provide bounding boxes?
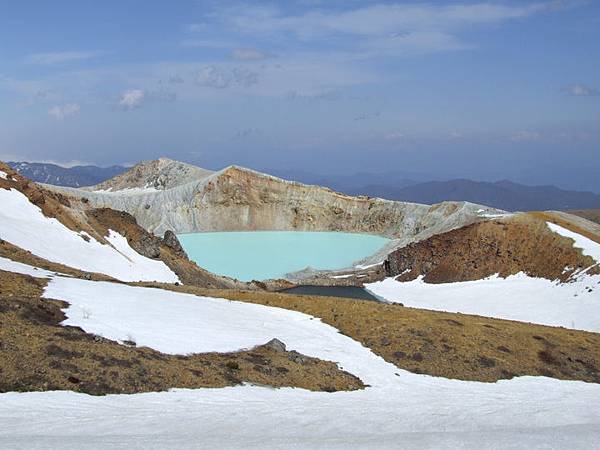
[345,179,600,211]
[10,160,600,211]
[8,161,127,188]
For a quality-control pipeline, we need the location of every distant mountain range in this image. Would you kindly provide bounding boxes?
[9,161,600,212]
[7,161,127,188]
[344,179,600,212]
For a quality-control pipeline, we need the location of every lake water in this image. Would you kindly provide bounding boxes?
[178,231,389,282]
[281,285,381,301]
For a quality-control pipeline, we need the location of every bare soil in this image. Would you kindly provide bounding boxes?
[0,271,363,395]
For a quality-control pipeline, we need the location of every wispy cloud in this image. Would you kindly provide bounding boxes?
[48,103,80,120]
[119,89,145,110]
[26,51,102,65]
[564,83,600,96]
[208,2,560,56]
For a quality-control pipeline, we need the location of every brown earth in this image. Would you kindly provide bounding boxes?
[0,271,363,395]
[142,283,600,384]
[383,213,599,283]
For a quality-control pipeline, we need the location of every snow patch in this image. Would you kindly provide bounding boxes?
[0,170,8,179]
[547,222,600,263]
[366,273,600,332]
[93,186,160,195]
[0,188,179,282]
[355,262,381,270]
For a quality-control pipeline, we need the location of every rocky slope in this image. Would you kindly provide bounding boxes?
[384,212,600,283]
[89,157,213,191]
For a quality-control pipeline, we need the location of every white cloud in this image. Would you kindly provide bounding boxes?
[565,84,600,97]
[119,89,145,110]
[48,103,80,120]
[232,48,272,61]
[26,51,101,65]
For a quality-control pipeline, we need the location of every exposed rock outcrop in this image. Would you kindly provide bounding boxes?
[89,157,213,192]
[384,213,600,283]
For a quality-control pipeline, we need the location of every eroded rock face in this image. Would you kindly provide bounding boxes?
[47,164,497,247]
[384,214,600,283]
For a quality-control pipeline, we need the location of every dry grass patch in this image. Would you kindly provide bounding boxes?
[0,271,363,395]
[145,283,600,384]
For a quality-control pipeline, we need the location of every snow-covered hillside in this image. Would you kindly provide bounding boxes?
[1,259,600,449]
[366,222,600,331]
[0,188,179,283]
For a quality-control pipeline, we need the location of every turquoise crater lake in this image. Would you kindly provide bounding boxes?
[177,231,390,282]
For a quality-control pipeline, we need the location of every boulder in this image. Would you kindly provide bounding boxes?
[163,230,187,258]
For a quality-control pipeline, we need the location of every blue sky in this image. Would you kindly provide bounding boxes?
[1,0,599,190]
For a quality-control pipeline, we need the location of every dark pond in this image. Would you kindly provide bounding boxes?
[280,285,381,301]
